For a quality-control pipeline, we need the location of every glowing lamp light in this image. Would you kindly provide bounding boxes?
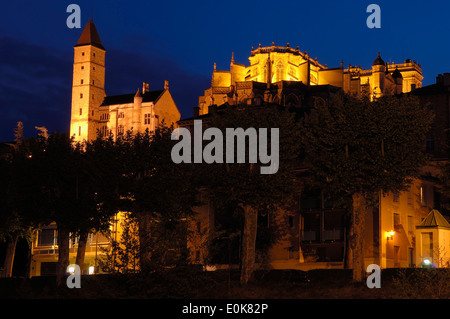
[423,258,432,266]
[89,266,95,275]
[386,230,395,240]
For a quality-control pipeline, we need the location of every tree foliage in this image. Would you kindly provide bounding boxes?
[202,104,302,283]
[300,93,433,281]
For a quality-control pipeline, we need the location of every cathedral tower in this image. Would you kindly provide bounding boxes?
[70,19,106,142]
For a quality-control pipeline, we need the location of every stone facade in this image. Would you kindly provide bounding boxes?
[70,19,180,143]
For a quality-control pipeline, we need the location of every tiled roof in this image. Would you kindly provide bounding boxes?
[417,209,450,229]
[100,90,164,106]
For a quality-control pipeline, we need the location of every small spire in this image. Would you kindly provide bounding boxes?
[164,80,169,90]
[231,52,234,63]
[213,62,216,71]
[135,88,142,97]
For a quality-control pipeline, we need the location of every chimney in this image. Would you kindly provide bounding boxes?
[164,80,169,90]
[142,82,149,93]
[193,106,200,118]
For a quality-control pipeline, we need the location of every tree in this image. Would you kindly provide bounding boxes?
[98,212,139,273]
[119,126,200,271]
[201,103,302,284]
[300,93,433,282]
[0,123,42,278]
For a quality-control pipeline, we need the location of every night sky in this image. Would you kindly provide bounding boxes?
[1,0,450,142]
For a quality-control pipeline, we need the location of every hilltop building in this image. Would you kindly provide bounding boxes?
[197,43,422,115]
[69,19,180,143]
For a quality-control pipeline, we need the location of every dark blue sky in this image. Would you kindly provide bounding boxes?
[1,0,450,142]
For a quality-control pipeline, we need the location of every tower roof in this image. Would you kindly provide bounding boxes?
[372,52,385,66]
[417,209,450,229]
[392,67,403,79]
[74,19,105,50]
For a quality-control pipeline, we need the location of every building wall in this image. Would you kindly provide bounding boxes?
[30,215,121,277]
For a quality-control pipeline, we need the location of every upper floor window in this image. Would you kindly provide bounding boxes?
[393,190,400,203]
[38,229,57,246]
[144,113,151,125]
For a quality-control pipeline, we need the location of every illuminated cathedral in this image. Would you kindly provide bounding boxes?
[197,42,423,115]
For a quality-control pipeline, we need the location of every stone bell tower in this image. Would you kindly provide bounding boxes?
[70,19,106,142]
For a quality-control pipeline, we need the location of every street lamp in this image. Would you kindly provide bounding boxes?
[386,230,395,240]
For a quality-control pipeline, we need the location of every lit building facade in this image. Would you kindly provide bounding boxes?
[31,20,181,276]
[70,19,180,143]
[197,43,423,115]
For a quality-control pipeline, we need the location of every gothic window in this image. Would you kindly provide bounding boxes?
[276,61,285,81]
[286,94,300,107]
